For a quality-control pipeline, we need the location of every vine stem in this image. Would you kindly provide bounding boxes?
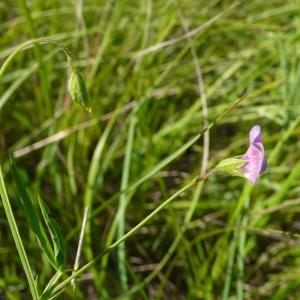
[0,37,75,81]
[51,175,203,295]
[0,166,39,300]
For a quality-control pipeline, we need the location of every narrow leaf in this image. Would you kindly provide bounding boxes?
[38,196,66,268]
[10,158,56,267]
[41,270,63,300]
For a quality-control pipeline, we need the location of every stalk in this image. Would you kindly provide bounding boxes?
[0,38,75,81]
[51,176,199,295]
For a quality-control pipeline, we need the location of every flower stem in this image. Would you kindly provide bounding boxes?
[51,176,199,295]
[0,38,75,81]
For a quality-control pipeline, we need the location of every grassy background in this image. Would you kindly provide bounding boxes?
[1,0,300,299]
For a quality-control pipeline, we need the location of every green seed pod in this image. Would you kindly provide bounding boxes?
[68,70,90,112]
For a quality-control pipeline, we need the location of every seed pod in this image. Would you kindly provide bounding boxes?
[68,70,90,112]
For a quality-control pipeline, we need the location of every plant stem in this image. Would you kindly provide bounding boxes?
[51,176,199,295]
[71,207,90,289]
[0,166,39,300]
[0,38,75,81]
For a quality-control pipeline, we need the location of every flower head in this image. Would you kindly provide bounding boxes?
[240,125,267,184]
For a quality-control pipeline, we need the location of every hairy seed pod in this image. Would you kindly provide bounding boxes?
[68,71,90,112]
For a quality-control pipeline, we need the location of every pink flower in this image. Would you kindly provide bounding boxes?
[241,125,267,184]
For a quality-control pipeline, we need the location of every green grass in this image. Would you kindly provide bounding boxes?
[1,0,300,299]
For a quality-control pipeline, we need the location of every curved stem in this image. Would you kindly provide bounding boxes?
[0,38,75,81]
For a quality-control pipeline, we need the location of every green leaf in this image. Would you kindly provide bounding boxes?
[216,157,246,178]
[10,158,56,267]
[38,196,66,268]
[41,270,63,300]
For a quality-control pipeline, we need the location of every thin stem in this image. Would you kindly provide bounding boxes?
[51,176,199,295]
[0,38,75,81]
[71,206,90,289]
[0,166,39,300]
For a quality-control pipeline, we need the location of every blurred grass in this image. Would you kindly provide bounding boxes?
[1,0,300,299]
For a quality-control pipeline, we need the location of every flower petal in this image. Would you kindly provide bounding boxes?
[249,125,262,144]
[242,144,265,184]
[241,125,266,184]
[260,155,267,173]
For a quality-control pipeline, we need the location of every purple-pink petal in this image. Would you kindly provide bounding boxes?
[240,125,266,184]
[260,155,267,173]
[249,125,262,144]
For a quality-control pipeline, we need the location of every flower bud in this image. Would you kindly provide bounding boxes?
[68,71,90,112]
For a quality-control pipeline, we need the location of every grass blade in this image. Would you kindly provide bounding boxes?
[10,158,56,268]
[0,166,39,300]
[38,195,66,268]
